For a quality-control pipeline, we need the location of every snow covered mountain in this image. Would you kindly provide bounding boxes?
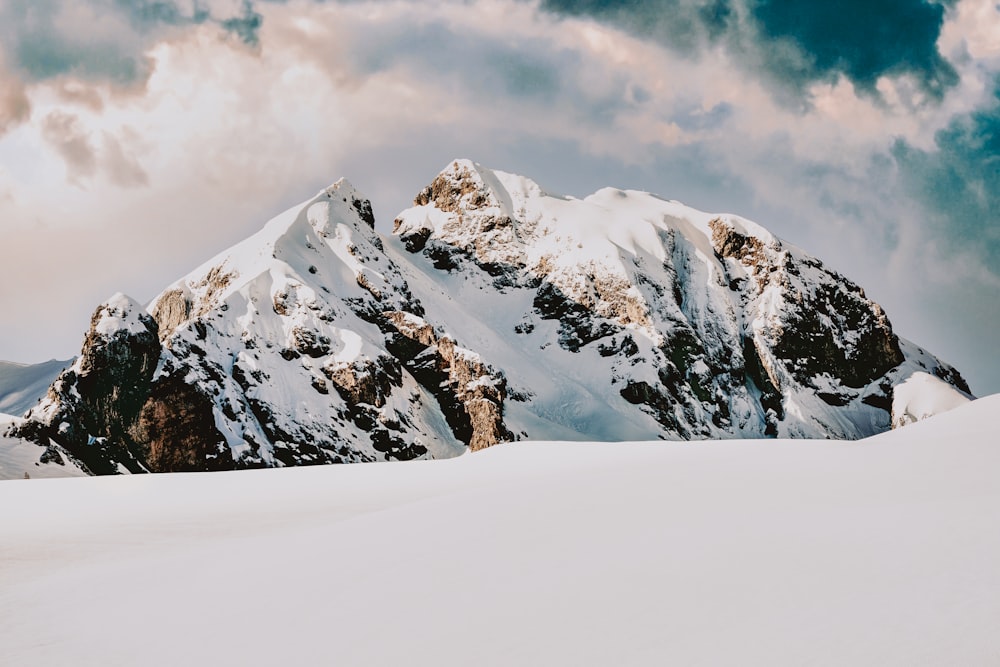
[4,160,973,475]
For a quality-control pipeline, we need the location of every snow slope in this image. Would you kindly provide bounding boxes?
[0,414,87,480]
[2,395,997,666]
[0,359,72,416]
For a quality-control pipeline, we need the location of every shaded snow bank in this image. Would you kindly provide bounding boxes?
[891,370,972,428]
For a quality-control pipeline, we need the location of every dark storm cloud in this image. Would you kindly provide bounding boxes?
[0,0,263,89]
[539,0,959,101]
[14,35,147,85]
[893,83,1000,270]
[751,0,957,98]
[2,0,146,85]
[112,0,208,28]
[221,2,265,46]
[541,0,734,53]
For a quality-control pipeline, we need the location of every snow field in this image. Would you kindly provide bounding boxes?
[1,395,998,666]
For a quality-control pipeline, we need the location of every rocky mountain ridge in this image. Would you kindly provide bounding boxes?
[5,159,973,475]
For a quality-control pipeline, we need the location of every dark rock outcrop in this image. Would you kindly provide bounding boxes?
[710,215,906,391]
[135,371,230,472]
[11,296,230,473]
[11,296,161,473]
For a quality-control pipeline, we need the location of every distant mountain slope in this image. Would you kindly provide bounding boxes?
[4,160,972,474]
[0,359,73,416]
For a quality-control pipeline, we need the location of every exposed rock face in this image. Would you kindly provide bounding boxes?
[431,337,511,451]
[11,295,161,473]
[708,216,906,389]
[709,217,770,275]
[380,311,511,451]
[324,356,400,408]
[75,298,161,439]
[9,295,230,473]
[136,371,230,472]
[8,160,972,475]
[150,289,191,342]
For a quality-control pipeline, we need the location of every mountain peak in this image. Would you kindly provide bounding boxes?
[93,293,154,337]
[321,178,376,229]
[411,159,502,212]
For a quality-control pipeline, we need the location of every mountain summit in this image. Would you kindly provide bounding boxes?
[7,160,972,474]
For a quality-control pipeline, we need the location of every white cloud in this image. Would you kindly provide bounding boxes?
[940,0,1000,63]
[0,0,998,391]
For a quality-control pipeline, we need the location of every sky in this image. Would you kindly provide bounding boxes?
[0,0,997,395]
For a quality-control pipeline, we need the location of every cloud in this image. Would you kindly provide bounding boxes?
[40,110,98,183]
[938,0,1000,64]
[0,65,31,133]
[538,0,960,103]
[102,130,149,188]
[0,0,264,90]
[540,0,733,51]
[750,0,958,99]
[220,1,264,46]
[36,108,150,188]
[49,79,104,111]
[892,81,1000,272]
[3,0,153,86]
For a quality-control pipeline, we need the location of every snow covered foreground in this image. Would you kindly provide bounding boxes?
[2,397,998,666]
